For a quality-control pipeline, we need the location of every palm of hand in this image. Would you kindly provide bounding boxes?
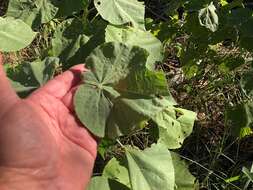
[0,64,97,190]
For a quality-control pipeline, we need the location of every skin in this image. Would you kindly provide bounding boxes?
[0,54,97,190]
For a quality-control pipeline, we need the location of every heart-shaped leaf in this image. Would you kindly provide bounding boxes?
[94,0,145,30]
[74,42,169,137]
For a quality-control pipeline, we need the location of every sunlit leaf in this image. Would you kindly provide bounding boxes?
[87,176,129,190]
[94,0,145,30]
[153,107,197,149]
[125,144,175,190]
[0,17,36,52]
[103,157,131,188]
[7,0,58,28]
[171,152,198,190]
[74,42,152,137]
[105,25,163,70]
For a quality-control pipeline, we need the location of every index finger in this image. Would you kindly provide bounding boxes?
[33,64,87,99]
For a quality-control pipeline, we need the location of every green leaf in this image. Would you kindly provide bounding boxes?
[117,69,168,96]
[218,56,245,73]
[6,57,58,97]
[105,25,163,70]
[74,42,150,137]
[171,152,198,190]
[51,18,105,69]
[74,42,195,139]
[225,102,253,138]
[98,138,115,159]
[0,17,37,52]
[240,69,253,98]
[103,157,131,188]
[153,107,197,149]
[106,96,175,138]
[74,84,112,137]
[198,2,219,32]
[125,143,175,190]
[6,0,58,28]
[87,176,130,190]
[94,0,145,30]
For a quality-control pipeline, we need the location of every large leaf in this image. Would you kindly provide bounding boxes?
[102,145,198,190]
[74,42,169,137]
[94,0,145,30]
[6,57,58,97]
[198,2,219,32]
[6,0,58,28]
[125,143,175,190]
[106,92,195,147]
[106,95,174,138]
[51,18,105,69]
[153,107,197,149]
[87,176,129,190]
[103,157,131,188]
[105,25,163,70]
[171,152,198,190]
[0,17,36,52]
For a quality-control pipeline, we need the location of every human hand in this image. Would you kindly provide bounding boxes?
[0,55,97,190]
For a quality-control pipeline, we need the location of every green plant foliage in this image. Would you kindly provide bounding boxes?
[0,17,37,52]
[97,138,115,159]
[6,57,58,97]
[154,107,197,149]
[87,176,129,190]
[94,0,145,30]
[56,0,89,17]
[225,102,253,138]
[241,69,253,98]
[103,157,131,188]
[74,43,196,140]
[171,152,198,190]
[125,144,175,190]
[51,18,105,69]
[74,42,170,137]
[6,0,58,28]
[218,56,245,73]
[242,166,253,183]
[105,25,163,70]
[101,144,198,190]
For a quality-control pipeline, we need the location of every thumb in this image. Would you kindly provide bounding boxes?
[0,54,19,114]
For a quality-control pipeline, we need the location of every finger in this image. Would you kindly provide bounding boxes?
[0,54,19,113]
[33,64,86,99]
[62,86,79,112]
